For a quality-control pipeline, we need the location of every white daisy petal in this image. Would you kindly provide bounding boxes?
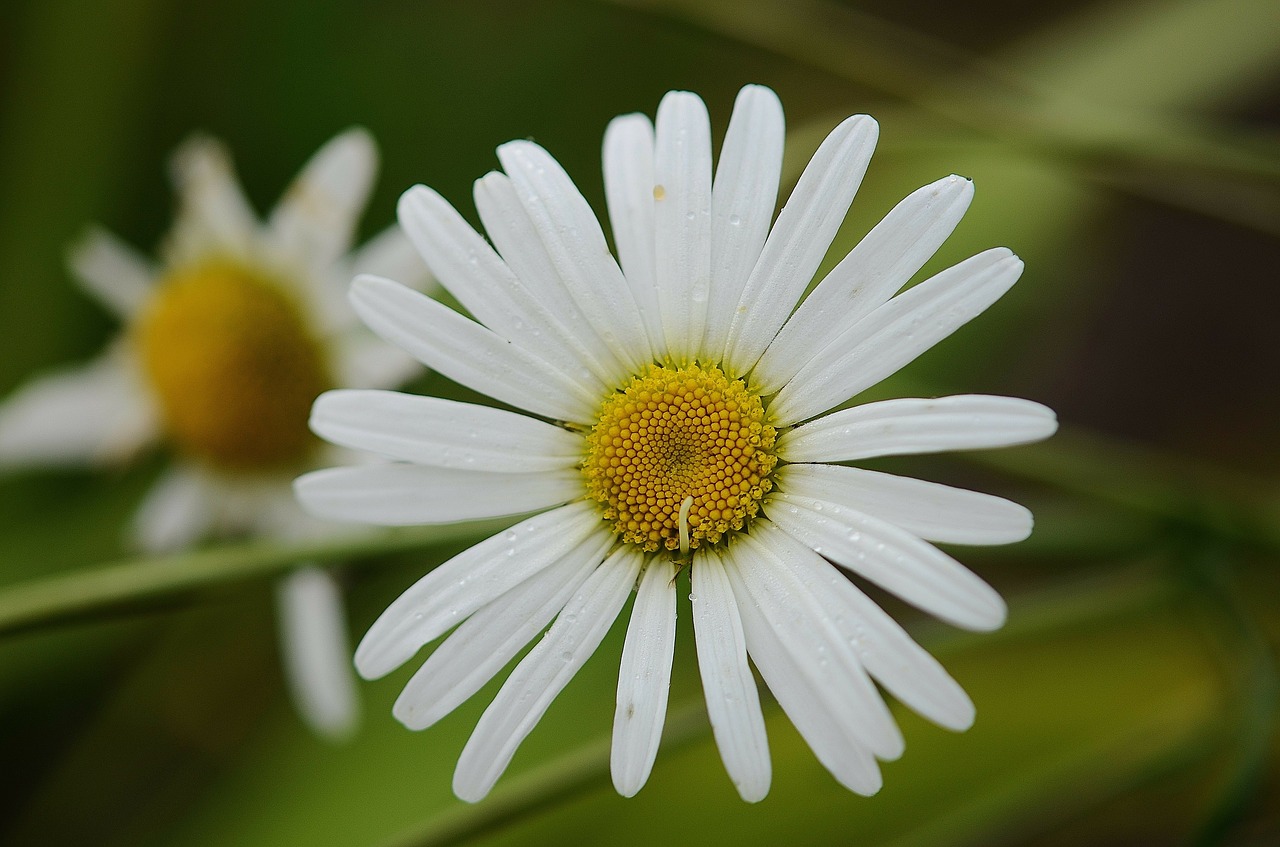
[269,127,378,269]
[723,544,883,796]
[132,465,213,553]
[393,531,611,730]
[293,463,580,526]
[776,394,1059,462]
[332,335,423,390]
[167,135,258,257]
[723,114,879,375]
[349,274,598,423]
[778,463,1033,545]
[0,353,156,469]
[732,531,904,760]
[770,492,1007,631]
[762,530,975,731]
[692,548,771,802]
[310,389,581,472]
[653,90,713,360]
[347,224,434,290]
[496,140,653,372]
[66,226,156,319]
[351,502,603,679]
[703,84,785,363]
[754,175,974,393]
[454,546,642,802]
[276,565,359,740]
[772,247,1024,426]
[401,183,611,390]
[611,558,677,798]
[602,113,664,357]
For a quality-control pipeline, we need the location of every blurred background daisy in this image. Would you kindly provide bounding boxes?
[0,0,1276,845]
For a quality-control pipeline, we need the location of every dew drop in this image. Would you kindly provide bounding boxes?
[728,214,741,226]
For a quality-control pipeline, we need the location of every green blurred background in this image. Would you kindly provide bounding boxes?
[0,0,1277,845]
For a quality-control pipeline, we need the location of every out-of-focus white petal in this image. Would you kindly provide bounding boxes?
[770,493,1007,631]
[293,463,581,526]
[453,547,642,802]
[349,274,598,423]
[332,335,422,390]
[723,544,884,796]
[653,90,713,360]
[269,128,378,270]
[0,352,156,469]
[352,503,603,678]
[771,248,1024,426]
[776,395,1059,462]
[691,548,771,802]
[348,224,434,291]
[602,113,664,357]
[66,226,156,319]
[311,389,581,472]
[722,115,878,376]
[167,135,258,259]
[392,533,611,731]
[703,85,784,363]
[778,464,1033,545]
[754,175,973,393]
[497,140,653,373]
[132,464,212,553]
[276,565,359,740]
[611,558,677,797]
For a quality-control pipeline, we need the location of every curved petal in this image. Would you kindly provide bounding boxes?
[454,546,642,802]
[349,274,598,424]
[723,544,883,796]
[269,128,377,270]
[759,529,975,731]
[0,352,156,469]
[754,175,973,393]
[703,84,784,364]
[401,183,611,391]
[393,531,611,730]
[167,135,259,259]
[777,464,1033,545]
[351,502,604,678]
[310,389,582,472]
[293,463,581,526]
[769,492,1007,631]
[771,248,1024,426]
[611,557,677,797]
[722,115,879,376]
[66,226,156,319]
[731,532,903,760]
[602,113,664,357]
[276,565,360,740]
[775,394,1059,462]
[653,90,712,360]
[692,548,771,802]
[497,140,652,373]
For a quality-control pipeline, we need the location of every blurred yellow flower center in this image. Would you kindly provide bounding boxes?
[134,260,331,471]
[584,364,776,553]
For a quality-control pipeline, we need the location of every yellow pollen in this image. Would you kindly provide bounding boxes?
[583,363,777,552]
[133,259,331,471]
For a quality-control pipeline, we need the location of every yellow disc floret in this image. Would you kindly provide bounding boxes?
[134,259,331,471]
[584,364,777,552]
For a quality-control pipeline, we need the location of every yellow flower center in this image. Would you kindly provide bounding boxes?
[133,260,331,471]
[584,364,777,553]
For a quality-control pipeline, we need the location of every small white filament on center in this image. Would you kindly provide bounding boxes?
[678,496,694,557]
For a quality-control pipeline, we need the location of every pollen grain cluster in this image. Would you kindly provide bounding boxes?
[134,259,331,471]
[584,364,776,552]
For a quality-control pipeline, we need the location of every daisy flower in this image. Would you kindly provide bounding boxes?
[0,129,432,739]
[296,85,1058,800]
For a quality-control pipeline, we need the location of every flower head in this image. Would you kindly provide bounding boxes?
[297,85,1057,800]
[0,129,433,738]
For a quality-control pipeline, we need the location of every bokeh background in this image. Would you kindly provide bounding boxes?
[0,0,1277,845]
